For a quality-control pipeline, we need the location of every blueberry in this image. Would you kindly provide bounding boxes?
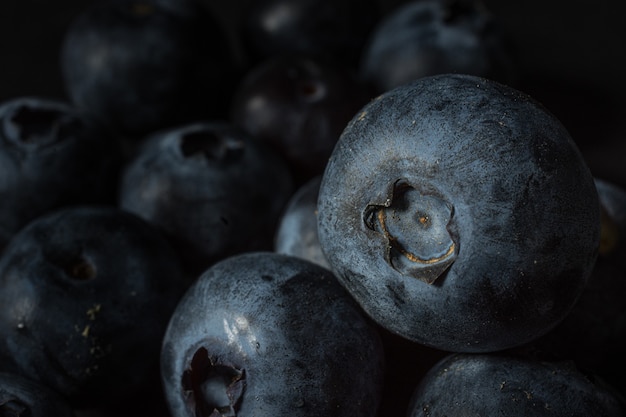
[60,0,239,138]
[0,206,187,409]
[0,96,121,249]
[317,74,601,352]
[274,175,330,269]
[511,178,626,393]
[407,353,626,416]
[230,55,374,184]
[0,372,75,417]
[118,122,294,276]
[359,0,518,93]
[240,0,381,68]
[161,252,385,417]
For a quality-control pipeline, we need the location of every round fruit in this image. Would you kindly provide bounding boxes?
[60,0,238,138]
[0,206,187,408]
[407,353,626,416]
[317,73,601,352]
[0,96,120,248]
[359,0,517,93]
[118,121,293,275]
[161,252,385,417]
[274,175,330,269]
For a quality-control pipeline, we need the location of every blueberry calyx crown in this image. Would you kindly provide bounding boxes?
[3,103,82,149]
[365,179,457,284]
[181,347,245,417]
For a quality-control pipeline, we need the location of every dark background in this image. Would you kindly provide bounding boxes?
[0,0,624,185]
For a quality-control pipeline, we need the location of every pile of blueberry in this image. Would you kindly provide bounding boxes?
[1,0,625,416]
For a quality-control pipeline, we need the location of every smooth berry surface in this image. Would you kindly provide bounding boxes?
[407,353,626,416]
[240,0,381,68]
[359,0,517,93]
[161,252,385,417]
[230,55,373,184]
[118,122,293,276]
[60,0,238,138]
[274,175,330,269]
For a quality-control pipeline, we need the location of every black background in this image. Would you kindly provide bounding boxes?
[0,0,624,185]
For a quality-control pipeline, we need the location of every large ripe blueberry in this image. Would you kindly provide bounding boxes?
[161,252,385,417]
[0,97,121,249]
[407,353,626,416]
[317,74,601,352]
[0,206,187,409]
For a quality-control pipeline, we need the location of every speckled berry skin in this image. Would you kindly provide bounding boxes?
[161,252,385,417]
[0,206,187,408]
[407,353,626,416]
[317,73,600,353]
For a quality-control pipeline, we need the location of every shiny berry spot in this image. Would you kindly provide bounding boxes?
[180,131,244,162]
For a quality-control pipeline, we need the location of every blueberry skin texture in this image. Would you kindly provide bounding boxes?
[359,0,517,94]
[0,206,187,408]
[0,97,120,249]
[317,73,601,352]
[161,252,385,417]
[516,178,626,393]
[407,353,626,416]
[0,372,76,417]
[118,122,294,275]
[274,175,330,269]
[60,0,238,138]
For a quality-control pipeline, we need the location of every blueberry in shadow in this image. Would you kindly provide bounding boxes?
[60,0,239,138]
[274,175,330,269]
[359,0,518,94]
[0,96,121,250]
[317,73,601,353]
[118,122,294,276]
[240,0,381,69]
[0,206,187,409]
[407,353,626,416]
[230,55,374,184]
[0,372,75,417]
[161,252,385,417]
